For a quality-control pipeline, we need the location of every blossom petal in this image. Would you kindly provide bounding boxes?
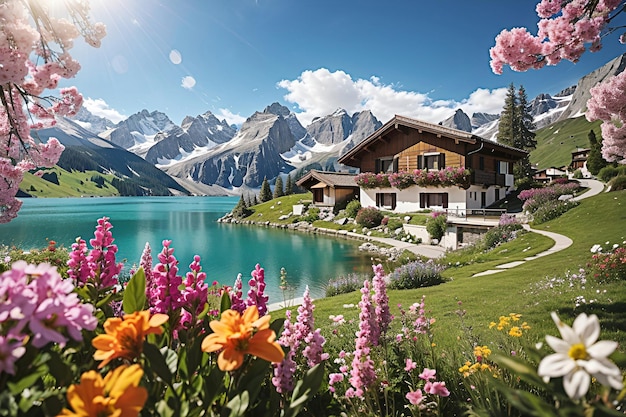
[572,313,600,346]
[242,305,260,324]
[218,347,245,371]
[537,353,575,378]
[201,333,225,353]
[585,357,622,378]
[545,334,571,354]
[115,385,149,417]
[247,329,285,364]
[587,340,618,359]
[104,364,144,399]
[551,312,579,345]
[563,368,590,400]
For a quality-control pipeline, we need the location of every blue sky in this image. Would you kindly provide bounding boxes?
[64,0,626,127]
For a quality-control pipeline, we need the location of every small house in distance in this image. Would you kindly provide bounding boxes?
[532,166,567,184]
[337,115,527,214]
[295,170,359,210]
[570,148,590,170]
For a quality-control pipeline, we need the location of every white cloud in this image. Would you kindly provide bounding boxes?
[169,49,182,65]
[278,68,506,126]
[218,108,246,126]
[181,75,196,89]
[82,98,127,123]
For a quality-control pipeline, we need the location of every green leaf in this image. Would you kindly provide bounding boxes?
[46,350,72,387]
[143,341,173,385]
[203,366,226,405]
[491,353,547,387]
[123,267,146,314]
[224,391,249,417]
[284,362,325,417]
[220,291,231,313]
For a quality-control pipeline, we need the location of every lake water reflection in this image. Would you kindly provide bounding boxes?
[0,196,374,303]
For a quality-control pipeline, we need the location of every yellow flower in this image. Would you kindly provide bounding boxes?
[508,326,523,337]
[92,310,168,369]
[58,364,147,417]
[509,313,522,321]
[201,305,284,371]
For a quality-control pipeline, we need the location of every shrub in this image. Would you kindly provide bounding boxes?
[344,199,361,218]
[387,259,446,290]
[531,200,579,225]
[572,169,583,179]
[598,165,626,182]
[587,245,626,283]
[355,207,384,228]
[301,206,320,223]
[386,217,404,231]
[481,224,523,250]
[325,273,370,297]
[426,212,447,241]
[608,175,626,191]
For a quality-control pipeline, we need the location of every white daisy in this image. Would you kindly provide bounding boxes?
[537,312,623,400]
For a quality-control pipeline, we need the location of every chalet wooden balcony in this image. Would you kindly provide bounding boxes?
[471,170,506,186]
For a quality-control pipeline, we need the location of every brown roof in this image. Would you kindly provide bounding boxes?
[296,170,357,188]
[338,114,527,165]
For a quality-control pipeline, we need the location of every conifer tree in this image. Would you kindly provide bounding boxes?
[273,176,284,199]
[497,83,517,148]
[232,194,250,218]
[496,83,536,180]
[586,129,608,175]
[285,174,294,195]
[514,86,537,179]
[259,177,272,202]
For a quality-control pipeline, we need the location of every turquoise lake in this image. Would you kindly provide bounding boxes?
[0,197,374,303]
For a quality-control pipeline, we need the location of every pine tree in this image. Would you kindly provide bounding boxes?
[285,174,293,195]
[514,86,537,179]
[232,194,250,218]
[496,83,518,148]
[496,83,536,180]
[273,176,284,199]
[586,129,608,175]
[259,176,272,202]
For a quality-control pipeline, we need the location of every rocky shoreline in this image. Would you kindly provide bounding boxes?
[217,214,411,261]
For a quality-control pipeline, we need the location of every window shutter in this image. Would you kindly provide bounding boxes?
[376,193,381,207]
[393,157,399,173]
[391,193,397,210]
[417,155,424,169]
[419,193,426,208]
[375,159,381,173]
[439,153,446,169]
[442,193,449,208]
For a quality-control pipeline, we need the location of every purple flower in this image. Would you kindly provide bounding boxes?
[371,264,391,345]
[0,336,26,375]
[230,273,246,314]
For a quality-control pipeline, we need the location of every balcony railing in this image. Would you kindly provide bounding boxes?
[471,170,506,186]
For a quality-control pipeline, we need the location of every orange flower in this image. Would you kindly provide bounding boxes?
[201,305,284,371]
[92,310,168,369]
[58,364,147,417]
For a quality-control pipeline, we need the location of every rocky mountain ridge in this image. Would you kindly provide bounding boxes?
[60,53,626,194]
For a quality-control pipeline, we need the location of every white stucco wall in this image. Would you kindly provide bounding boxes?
[360,186,468,214]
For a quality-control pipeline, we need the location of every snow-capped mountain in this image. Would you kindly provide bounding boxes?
[100,109,177,151]
[145,111,237,165]
[63,53,626,193]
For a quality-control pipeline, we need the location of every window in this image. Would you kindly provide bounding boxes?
[376,193,396,210]
[419,193,448,208]
[418,153,445,171]
[375,157,398,173]
[497,161,509,174]
[495,188,500,201]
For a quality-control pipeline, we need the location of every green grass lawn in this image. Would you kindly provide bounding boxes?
[20,167,119,198]
[308,190,626,352]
